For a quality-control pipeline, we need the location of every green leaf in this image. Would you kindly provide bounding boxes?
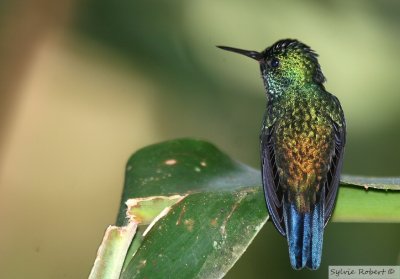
[116,138,260,226]
[90,138,400,279]
[333,175,400,222]
[121,190,267,279]
[121,195,184,272]
[340,175,400,190]
[89,223,137,279]
[90,195,186,279]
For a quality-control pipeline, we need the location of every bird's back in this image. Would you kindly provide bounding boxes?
[272,87,336,211]
[265,85,340,269]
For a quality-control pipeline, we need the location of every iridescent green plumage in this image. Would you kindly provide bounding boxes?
[218,39,346,270]
[267,84,343,212]
[260,40,345,217]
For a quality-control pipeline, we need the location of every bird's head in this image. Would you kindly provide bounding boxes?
[218,39,325,95]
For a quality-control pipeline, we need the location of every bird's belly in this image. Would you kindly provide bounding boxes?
[274,118,334,211]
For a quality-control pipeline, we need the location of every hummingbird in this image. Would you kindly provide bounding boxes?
[217,39,346,270]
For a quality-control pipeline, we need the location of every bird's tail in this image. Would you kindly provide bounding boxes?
[283,201,324,270]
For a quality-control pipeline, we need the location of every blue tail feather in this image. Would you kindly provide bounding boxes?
[284,202,324,270]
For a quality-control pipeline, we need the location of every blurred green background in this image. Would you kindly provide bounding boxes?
[0,0,399,278]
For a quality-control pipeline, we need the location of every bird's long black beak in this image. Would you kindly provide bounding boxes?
[217,46,262,61]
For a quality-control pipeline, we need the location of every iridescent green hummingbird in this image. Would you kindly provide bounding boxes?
[218,39,346,270]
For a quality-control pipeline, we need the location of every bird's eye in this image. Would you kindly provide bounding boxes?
[270,58,280,68]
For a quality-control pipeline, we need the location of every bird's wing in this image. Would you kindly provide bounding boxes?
[324,96,346,226]
[261,122,286,236]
